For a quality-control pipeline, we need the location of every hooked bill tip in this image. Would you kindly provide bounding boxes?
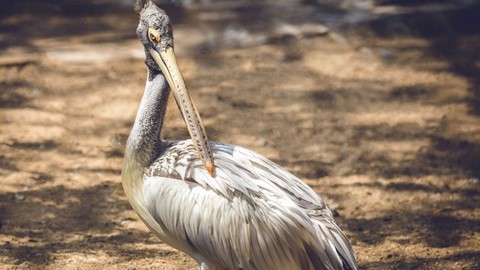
[205,162,215,177]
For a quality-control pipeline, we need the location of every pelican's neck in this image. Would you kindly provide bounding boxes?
[126,70,170,166]
[122,70,175,243]
[123,70,169,205]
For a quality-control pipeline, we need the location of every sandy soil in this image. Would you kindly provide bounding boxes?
[1,1,479,269]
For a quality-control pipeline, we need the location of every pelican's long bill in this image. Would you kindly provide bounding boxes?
[148,46,215,176]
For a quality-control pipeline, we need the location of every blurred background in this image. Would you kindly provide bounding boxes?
[0,0,479,269]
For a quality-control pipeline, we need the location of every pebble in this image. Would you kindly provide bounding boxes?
[14,193,25,201]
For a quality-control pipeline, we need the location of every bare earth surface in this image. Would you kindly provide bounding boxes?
[1,1,479,269]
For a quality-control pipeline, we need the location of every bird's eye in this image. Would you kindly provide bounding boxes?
[148,28,161,44]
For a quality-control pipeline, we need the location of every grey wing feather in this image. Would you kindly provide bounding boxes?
[144,140,357,270]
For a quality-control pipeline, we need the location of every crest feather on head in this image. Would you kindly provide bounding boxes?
[134,0,147,12]
[135,0,163,13]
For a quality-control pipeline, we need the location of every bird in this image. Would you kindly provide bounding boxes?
[122,1,358,269]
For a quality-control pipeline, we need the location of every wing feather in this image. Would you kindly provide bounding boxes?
[144,140,357,270]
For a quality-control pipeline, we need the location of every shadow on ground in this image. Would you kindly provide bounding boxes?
[0,182,166,265]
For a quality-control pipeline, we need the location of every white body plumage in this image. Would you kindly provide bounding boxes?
[124,140,357,270]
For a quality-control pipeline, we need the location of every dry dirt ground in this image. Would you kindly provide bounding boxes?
[1,1,479,269]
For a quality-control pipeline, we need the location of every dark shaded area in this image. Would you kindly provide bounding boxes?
[0,182,166,265]
[361,251,479,270]
[0,81,32,109]
[325,179,480,268]
[388,85,436,103]
[346,123,480,179]
[289,160,330,178]
[0,154,18,172]
[0,0,135,52]
[423,136,480,179]
[429,37,480,115]
[7,140,58,151]
[361,1,480,117]
[354,123,425,142]
[217,95,259,109]
[364,2,480,37]
[377,0,454,6]
[0,0,129,18]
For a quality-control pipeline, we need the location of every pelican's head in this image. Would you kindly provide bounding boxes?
[135,0,215,176]
[136,2,173,74]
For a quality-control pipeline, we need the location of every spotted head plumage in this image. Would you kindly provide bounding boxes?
[135,0,174,74]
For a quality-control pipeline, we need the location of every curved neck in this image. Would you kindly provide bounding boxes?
[126,70,170,167]
[122,70,170,239]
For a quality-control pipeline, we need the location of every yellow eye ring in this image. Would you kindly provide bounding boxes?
[148,28,161,44]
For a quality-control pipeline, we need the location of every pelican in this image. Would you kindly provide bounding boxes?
[122,1,358,269]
